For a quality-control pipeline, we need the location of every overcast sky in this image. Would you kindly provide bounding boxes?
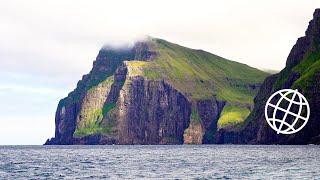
[0,0,319,145]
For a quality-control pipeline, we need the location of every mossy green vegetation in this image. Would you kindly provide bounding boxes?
[74,103,117,137]
[73,121,113,137]
[190,109,201,123]
[292,50,320,91]
[217,105,250,128]
[141,38,269,103]
[88,76,114,93]
[273,67,292,90]
[125,61,150,76]
[102,103,116,116]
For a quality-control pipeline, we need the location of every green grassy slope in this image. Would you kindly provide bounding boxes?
[137,38,269,104]
[292,50,320,91]
[217,105,250,129]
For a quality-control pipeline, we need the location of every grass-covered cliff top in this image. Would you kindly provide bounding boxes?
[126,38,269,104]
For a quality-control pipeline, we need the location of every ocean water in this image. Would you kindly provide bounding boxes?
[0,145,319,179]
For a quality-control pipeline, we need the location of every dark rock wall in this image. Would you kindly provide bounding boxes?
[116,75,191,144]
[198,99,225,144]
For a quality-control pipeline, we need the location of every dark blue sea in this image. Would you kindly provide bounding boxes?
[0,145,319,179]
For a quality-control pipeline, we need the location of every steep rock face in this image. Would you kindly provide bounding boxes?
[199,100,225,143]
[183,99,225,144]
[215,9,320,144]
[74,76,114,135]
[116,72,191,144]
[45,42,155,145]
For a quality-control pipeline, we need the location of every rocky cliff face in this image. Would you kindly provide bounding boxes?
[45,42,156,145]
[116,75,191,144]
[45,37,267,145]
[215,9,320,144]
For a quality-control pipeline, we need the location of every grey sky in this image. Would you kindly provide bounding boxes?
[0,0,319,144]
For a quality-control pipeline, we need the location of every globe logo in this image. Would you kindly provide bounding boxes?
[265,89,310,134]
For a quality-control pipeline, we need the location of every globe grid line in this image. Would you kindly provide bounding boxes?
[267,103,308,121]
[278,92,308,105]
[265,89,310,135]
[276,90,297,134]
[266,118,296,132]
[288,91,303,132]
[271,90,292,129]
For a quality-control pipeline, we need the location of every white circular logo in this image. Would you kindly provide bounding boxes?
[265,89,310,134]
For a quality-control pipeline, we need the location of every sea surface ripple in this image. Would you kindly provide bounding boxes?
[0,145,319,179]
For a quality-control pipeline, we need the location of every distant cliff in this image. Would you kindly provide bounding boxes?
[216,9,320,144]
[45,37,268,145]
